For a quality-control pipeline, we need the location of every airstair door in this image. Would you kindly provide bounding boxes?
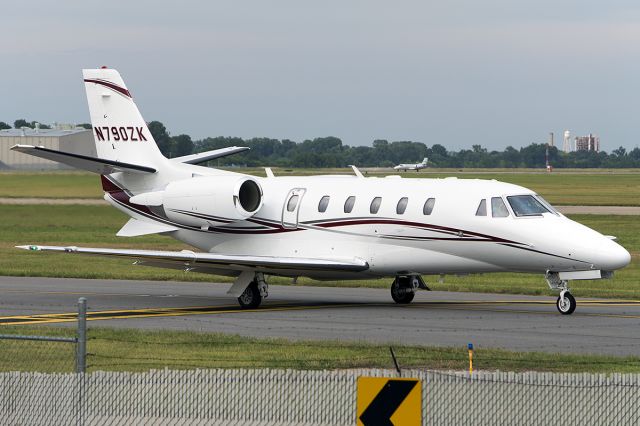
[282,188,306,229]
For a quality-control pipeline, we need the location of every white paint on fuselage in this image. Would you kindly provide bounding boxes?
[160,174,630,280]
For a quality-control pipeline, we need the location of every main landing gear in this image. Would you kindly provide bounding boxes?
[235,273,269,309]
[546,272,577,315]
[390,275,428,304]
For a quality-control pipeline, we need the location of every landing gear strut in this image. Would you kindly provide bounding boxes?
[237,273,268,309]
[391,275,425,304]
[546,272,577,315]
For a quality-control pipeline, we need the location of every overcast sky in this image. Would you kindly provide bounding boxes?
[2,1,639,151]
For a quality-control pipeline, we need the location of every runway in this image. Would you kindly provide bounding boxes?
[1,276,640,356]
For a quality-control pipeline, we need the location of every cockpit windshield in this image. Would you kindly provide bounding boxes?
[534,195,559,215]
[507,195,551,217]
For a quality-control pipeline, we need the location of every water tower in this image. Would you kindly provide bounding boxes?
[563,130,571,153]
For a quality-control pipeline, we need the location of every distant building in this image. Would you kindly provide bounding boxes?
[0,127,95,170]
[574,134,600,152]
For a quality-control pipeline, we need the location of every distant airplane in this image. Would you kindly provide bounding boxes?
[11,68,631,315]
[394,158,428,172]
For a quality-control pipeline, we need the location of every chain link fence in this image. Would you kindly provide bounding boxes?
[0,298,87,374]
[2,299,640,424]
[1,368,639,425]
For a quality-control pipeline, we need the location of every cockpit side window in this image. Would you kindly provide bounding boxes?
[491,197,509,218]
[475,199,487,216]
[507,195,550,217]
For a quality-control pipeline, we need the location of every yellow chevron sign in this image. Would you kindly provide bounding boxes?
[357,377,421,426]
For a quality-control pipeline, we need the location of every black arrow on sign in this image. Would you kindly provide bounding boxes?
[359,379,418,426]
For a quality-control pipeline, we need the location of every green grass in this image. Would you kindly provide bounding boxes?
[1,326,639,373]
[239,168,640,206]
[0,171,102,198]
[0,205,638,299]
[1,169,640,205]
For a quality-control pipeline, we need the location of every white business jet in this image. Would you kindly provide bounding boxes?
[12,68,630,315]
[394,158,428,172]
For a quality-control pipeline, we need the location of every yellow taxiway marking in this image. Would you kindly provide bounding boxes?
[0,303,366,325]
[2,299,640,325]
[0,288,226,300]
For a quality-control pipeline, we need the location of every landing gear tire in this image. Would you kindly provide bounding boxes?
[391,278,415,304]
[556,292,576,315]
[238,282,262,309]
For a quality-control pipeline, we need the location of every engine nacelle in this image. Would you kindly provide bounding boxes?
[162,175,263,227]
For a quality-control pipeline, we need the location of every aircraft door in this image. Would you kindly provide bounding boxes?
[282,188,306,229]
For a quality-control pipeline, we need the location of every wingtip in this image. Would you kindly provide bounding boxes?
[16,245,40,251]
[10,144,34,151]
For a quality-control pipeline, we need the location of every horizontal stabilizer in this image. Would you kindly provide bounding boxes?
[171,146,250,165]
[10,145,156,174]
[116,219,178,237]
[16,245,369,274]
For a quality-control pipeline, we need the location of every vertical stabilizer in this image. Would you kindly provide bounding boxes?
[83,68,168,170]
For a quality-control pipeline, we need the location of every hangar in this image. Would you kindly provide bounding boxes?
[0,127,95,170]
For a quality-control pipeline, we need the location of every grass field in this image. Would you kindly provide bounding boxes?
[0,204,638,299]
[1,326,639,373]
[0,172,101,199]
[1,169,640,205]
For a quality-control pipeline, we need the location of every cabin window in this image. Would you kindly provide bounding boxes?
[344,196,356,213]
[423,198,435,215]
[318,196,330,213]
[507,195,550,217]
[370,197,382,214]
[491,197,509,218]
[396,197,408,214]
[287,195,299,212]
[475,199,487,216]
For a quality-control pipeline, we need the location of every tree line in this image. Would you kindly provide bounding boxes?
[3,119,639,168]
[146,120,640,168]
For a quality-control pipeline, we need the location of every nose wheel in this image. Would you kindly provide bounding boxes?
[556,291,576,315]
[546,272,577,315]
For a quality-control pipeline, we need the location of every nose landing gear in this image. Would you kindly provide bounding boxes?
[556,290,576,315]
[546,272,577,315]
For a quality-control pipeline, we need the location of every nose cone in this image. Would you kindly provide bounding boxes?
[598,239,631,271]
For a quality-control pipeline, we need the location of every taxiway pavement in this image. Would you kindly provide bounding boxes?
[1,276,639,356]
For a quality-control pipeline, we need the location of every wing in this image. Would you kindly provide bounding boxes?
[16,245,369,275]
[10,145,156,174]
